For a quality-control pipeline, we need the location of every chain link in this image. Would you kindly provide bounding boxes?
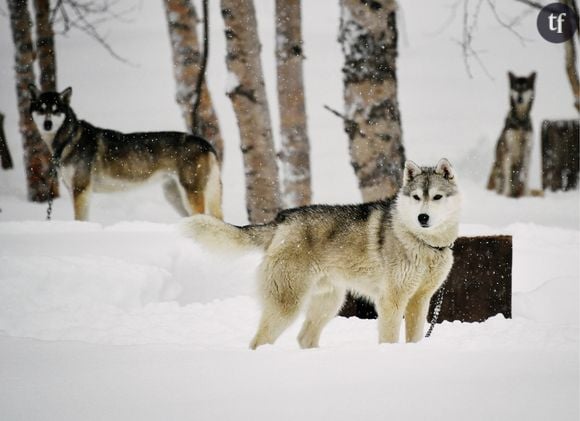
[46,158,57,221]
[425,282,446,338]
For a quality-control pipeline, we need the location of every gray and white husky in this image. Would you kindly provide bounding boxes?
[182,159,461,349]
[29,85,222,221]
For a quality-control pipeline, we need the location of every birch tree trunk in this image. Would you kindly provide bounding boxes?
[339,0,405,202]
[275,0,312,208]
[33,0,57,92]
[8,0,58,202]
[163,0,224,161]
[221,0,281,223]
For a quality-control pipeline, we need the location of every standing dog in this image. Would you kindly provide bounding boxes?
[487,72,536,197]
[29,85,222,221]
[182,159,461,349]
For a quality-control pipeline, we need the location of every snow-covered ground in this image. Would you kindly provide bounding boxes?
[0,1,578,420]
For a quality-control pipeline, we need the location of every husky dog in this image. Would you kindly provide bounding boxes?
[487,72,536,197]
[29,85,222,221]
[182,159,460,349]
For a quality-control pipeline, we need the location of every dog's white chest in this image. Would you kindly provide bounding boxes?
[59,164,76,190]
[504,129,531,160]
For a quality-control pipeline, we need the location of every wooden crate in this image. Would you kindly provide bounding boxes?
[339,236,513,324]
[542,119,579,192]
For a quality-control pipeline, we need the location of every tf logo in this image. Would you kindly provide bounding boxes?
[537,2,579,43]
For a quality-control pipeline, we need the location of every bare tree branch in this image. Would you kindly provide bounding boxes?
[486,0,530,45]
[425,0,462,37]
[513,0,545,10]
[50,0,139,65]
[323,105,366,139]
[456,0,495,79]
[454,0,546,79]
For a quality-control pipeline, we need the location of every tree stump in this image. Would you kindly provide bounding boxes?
[541,119,579,192]
[339,236,513,324]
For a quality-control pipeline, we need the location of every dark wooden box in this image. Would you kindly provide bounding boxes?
[542,119,579,192]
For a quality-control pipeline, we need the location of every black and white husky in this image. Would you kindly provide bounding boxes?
[29,85,222,221]
[182,159,461,349]
[487,72,536,197]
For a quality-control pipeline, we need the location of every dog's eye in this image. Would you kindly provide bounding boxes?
[413,195,420,201]
[433,195,443,201]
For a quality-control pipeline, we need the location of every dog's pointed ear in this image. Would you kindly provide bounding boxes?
[28,84,41,101]
[60,87,72,104]
[528,71,536,86]
[508,71,516,86]
[403,160,421,185]
[436,158,455,180]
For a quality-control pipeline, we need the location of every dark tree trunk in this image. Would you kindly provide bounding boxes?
[163,0,224,161]
[275,0,312,208]
[0,113,14,170]
[7,0,58,202]
[221,0,281,224]
[338,0,405,202]
[33,0,57,92]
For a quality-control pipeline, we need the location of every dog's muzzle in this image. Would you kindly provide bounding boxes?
[44,120,53,131]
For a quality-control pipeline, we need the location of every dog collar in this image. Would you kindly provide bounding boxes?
[425,241,454,252]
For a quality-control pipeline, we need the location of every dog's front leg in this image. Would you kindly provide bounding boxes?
[377,291,408,344]
[69,165,92,221]
[404,291,434,343]
[72,185,91,221]
[71,168,91,221]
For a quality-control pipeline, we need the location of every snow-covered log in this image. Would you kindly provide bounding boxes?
[542,119,579,192]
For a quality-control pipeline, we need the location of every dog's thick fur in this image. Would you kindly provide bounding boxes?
[487,72,536,197]
[29,85,222,221]
[182,159,461,349]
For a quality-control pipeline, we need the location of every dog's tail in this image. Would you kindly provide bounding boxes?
[180,215,275,254]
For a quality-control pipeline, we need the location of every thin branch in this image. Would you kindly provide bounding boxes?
[50,0,139,65]
[425,0,462,36]
[323,105,346,120]
[458,0,487,79]
[323,105,367,139]
[512,0,545,9]
[486,0,530,45]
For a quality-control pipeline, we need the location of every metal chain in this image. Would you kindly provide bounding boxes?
[46,158,57,221]
[425,283,446,338]
[46,194,53,220]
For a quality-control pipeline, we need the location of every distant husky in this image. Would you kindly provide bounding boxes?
[487,72,536,197]
[182,159,461,349]
[29,85,222,221]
